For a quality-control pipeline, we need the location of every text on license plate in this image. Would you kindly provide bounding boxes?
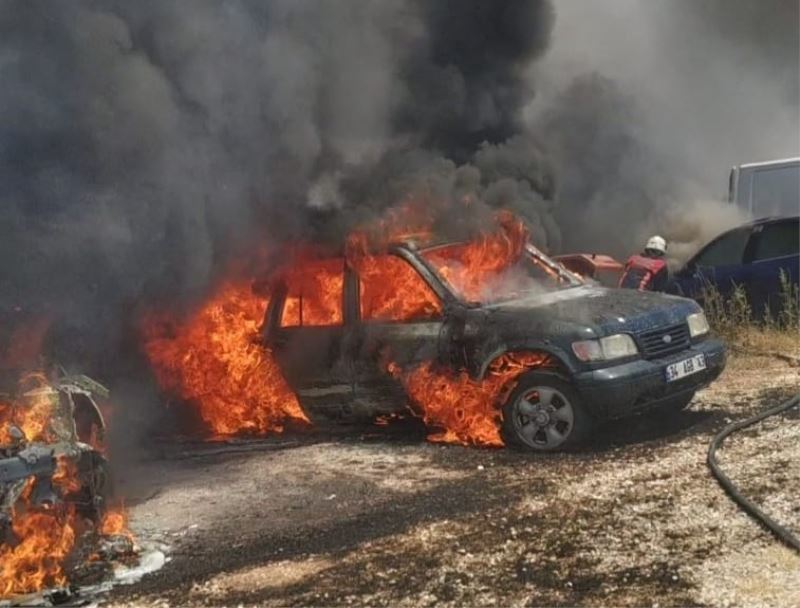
[665,354,706,382]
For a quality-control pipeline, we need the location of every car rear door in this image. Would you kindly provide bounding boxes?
[263,258,354,422]
[746,218,800,316]
[347,253,444,416]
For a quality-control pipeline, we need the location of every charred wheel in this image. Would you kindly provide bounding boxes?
[501,371,592,451]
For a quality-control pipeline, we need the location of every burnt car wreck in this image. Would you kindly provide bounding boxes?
[1,372,111,545]
[261,232,727,451]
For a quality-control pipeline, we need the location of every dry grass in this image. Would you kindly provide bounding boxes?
[701,274,799,357]
[729,327,800,359]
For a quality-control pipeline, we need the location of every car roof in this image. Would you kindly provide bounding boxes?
[689,215,798,261]
[738,215,799,228]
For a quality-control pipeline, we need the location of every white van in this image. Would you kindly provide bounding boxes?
[728,157,800,218]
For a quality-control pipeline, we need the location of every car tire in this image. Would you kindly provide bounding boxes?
[657,391,695,413]
[501,371,593,452]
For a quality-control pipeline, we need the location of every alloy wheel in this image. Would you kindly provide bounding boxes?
[512,386,575,450]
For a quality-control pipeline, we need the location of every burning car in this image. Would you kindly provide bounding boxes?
[1,371,113,595]
[261,219,727,451]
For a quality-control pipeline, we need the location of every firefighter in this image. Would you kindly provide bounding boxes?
[619,235,669,291]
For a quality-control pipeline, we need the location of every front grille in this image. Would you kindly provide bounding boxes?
[636,323,691,359]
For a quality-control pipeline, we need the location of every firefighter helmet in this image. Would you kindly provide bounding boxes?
[644,235,667,256]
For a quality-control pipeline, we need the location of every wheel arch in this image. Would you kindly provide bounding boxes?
[473,343,576,381]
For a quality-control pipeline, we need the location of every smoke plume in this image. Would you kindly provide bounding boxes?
[528,0,799,260]
[0,0,557,372]
[2,0,797,386]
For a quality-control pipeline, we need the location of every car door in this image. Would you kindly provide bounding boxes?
[346,252,445,416]
[746,218,800,317]
[674,226,754,302]
[263,257,354,422]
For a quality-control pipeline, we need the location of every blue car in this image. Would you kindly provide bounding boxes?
[668,216,800,315]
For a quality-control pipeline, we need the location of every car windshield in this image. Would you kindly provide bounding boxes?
[420,242,582,305]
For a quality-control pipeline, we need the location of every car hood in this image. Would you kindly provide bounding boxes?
[484,285,700,337]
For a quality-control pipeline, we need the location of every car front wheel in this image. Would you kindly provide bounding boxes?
[501,371,592,451]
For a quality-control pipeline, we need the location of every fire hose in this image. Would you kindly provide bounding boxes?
[707,391,800,553]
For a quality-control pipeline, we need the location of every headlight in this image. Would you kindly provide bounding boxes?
[687,311,710,337]
[572,334,638,362]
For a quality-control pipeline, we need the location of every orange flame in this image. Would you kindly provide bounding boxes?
[141,280,309,437]
[99,505,134,541]
[0,325,134,598]
[353,252,442,321]
[422,211,532,303]
[1,428,83,597]
[390,352,555,447]
[52,458,82,495]
[0,508,77,597]
[344,202,441,322]
[1,398,77,597]
[279,258,344,327]
[0,400,17,445]
[1,431,135,597]
[140,210,556,449]
[0,373,57,445]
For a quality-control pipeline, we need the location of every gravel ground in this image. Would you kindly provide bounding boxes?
[104,351,799,607]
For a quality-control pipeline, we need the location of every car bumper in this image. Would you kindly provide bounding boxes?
[574,338,726,419]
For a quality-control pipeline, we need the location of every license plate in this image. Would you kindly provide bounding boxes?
[665,354,706,382]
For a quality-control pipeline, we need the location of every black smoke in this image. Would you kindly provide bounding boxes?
[397,0,553,159]
[0,0,556,367]
[5,0,797,376]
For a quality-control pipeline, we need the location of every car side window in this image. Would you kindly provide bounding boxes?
[692,228,750,268]
[356,255,441,322]
[752,220,800,262]
[280,259,345,327]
